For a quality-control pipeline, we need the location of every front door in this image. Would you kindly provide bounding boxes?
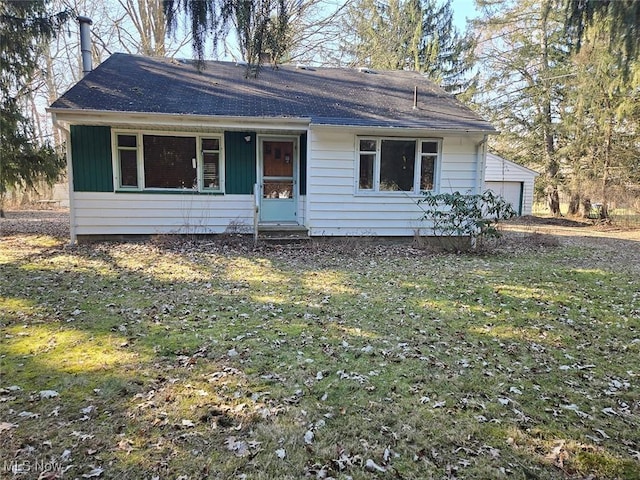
[260,138,297,223]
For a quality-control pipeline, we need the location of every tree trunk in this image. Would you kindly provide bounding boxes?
[600,107,613,220]
[547,185,560,216]
[581,198,592,218]
[541,0,561,216]
[568,192,580,215]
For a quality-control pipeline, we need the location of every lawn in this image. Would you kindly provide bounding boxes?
[1,226,639,479]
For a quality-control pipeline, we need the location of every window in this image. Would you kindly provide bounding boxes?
[116,135,138,188]
[114,133,223,192]
[357,137,440,193]
[380,139,415,191]
[144,135,197,189]
[420,141,438,191]
[201,138,221,190]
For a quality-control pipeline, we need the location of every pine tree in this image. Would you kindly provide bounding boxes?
[561,18,640,219]
[0,0,71,217]
[565,0,640,75]
[343,0,475,93]
[473,0,570,215]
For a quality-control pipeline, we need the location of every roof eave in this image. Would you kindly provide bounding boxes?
[47,107,312,131]
[310,122,498,135]
[47,107,497,135]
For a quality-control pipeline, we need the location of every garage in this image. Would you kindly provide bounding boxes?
[484,153,539,216]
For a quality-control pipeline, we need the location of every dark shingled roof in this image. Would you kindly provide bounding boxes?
[51,53,495,132]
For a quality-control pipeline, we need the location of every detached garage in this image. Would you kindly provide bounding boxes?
[484,153,538,216]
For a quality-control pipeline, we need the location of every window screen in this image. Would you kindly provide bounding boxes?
[380,140,416,191]
[143,135,197,189]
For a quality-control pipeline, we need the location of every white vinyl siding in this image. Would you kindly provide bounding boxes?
[307,128,483,236]
[71,192,307,236]
[71,124,483,238]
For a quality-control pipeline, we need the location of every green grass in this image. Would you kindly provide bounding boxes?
[1,234,639,479]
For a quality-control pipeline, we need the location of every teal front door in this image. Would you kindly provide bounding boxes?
[260,138,297,223]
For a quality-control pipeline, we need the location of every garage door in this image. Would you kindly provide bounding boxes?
[485,181,523,215]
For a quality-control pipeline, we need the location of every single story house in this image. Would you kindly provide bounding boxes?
[484,153,539,216]
[48,53,497,242]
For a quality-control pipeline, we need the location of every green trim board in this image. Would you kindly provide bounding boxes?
[70,125,113,192]
[299,132,307,195]
[224,132,256,194]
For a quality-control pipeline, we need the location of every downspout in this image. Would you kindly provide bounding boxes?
[475,135,488,194]
[471,135,489,250]
[64,128,77,244]
[304,127,311,234]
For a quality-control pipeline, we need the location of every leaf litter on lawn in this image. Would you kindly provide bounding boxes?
[0,229,639,479]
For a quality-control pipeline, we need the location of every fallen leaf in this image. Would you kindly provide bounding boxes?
[365,458,386,472]
[17,411,39,418]
[39,390,59,399]
[81,467,104,478]
[304,430,314,445]
[0,422,18,432]
[225,436,249,457]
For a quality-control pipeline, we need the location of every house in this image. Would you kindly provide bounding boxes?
[484,153,539,216]
[48,53,496,242]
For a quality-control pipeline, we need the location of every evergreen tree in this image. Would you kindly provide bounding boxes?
[342,0,475,93]
[344,0,423,71]
[565,0,640,74]
[561,18,640,219]
[473,0,570,215]
[0,0,71,217]
[419,0,475,93]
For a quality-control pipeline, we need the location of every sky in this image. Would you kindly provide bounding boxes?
[450,0,479,31]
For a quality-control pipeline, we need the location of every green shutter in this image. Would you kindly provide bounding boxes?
[70,126,113,192]
[299,133,307,195]
[224,131,256,194]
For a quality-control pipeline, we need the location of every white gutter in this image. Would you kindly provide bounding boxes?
[311,123,497,136]
[46,108,312,131]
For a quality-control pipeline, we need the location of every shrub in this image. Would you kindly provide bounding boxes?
[417,190,516,249]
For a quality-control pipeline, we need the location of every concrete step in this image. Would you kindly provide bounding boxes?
[256,224,310,244]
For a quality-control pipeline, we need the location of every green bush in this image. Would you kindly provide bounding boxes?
[417,190,516,248]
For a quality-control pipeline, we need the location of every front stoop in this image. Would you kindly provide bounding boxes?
[256,224,310,244]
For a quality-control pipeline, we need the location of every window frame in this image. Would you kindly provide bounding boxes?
[112,130,225,193]
[355,136,441,195]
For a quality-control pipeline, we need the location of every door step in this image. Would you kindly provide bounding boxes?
[256,224,310,244]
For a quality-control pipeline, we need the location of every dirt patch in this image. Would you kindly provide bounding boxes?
[2,210,639,265]
[508,215,593,228]
[0,209,70,238]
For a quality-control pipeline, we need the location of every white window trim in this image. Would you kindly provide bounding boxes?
[112,130,225,193]
[200,136,225,192]
[354,136,442,195]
